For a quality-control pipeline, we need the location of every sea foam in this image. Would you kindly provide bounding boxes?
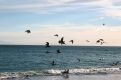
[0,67,121,79]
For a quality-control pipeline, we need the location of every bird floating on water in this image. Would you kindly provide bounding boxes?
[45,51,51,53]
[51,60,56,66]
[77,58,81,62]
[57,49,61,53]
[111,61,119,66]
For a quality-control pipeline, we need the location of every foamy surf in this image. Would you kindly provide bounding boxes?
[0,67,121,79]
[47,67,121,74]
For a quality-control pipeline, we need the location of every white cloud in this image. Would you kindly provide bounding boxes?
[7,0,120,18]
[0,0,111,13]
[47,0,75,4]
[100,0,121,18]
[105,8,121,17]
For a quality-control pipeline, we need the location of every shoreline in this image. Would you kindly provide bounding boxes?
[1,73,121,80]
[0,67,121,80]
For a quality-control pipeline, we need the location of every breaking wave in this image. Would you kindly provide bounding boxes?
[0,67,121,79]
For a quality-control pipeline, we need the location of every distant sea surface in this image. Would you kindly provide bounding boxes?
[0,45,121,72]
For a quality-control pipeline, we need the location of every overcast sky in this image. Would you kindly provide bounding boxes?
[0,0,121,46]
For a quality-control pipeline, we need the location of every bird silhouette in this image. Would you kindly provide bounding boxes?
[45,51,51,53]
[58,37,65,45]
[57,49,61,53]
[99,39,104,41]
[25,30,31,34]
[45,42,50,48]
[51,60,56,66]
[77,58,80,62]
[54,34,59,37]
[69,40,74,44]
[86,40,90,42]
[62,69,69,74]
[103,23,105,26]
[111,61,119,66]
[96,39,105,45]
[96,39,101,44]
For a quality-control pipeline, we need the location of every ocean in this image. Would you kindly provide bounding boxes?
[0,45,121,80]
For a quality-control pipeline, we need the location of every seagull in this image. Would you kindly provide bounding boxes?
[57,49,61,53]
[86,40,90,42]
[25,30,31,34]
[62,69,69,74]
[111,61,119,66]
[69,40,74,44]
[58,37,65,45]
[51,60,56,66]
[96,40,100,43]
[54,34,59,37]
[77,58,81,62]
[45,51,51,53]
[103,23,105,26]
[45,42,50,48]
[99,39,104,41]
[96,39,105,45]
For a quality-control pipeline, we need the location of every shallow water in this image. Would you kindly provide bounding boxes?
[6,74,121,80]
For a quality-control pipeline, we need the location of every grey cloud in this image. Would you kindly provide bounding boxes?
[0,0,110,13]
[67,0,100,3]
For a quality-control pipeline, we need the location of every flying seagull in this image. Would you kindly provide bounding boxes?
[96,39,105,45]
[58,37,65,45]
[103,23,105,26]
[69,40,74,44]
[86,40,90,42]
[99,39,104,41]
[45,42,50,48]
[25,30,31,34]
[54,34,59,37]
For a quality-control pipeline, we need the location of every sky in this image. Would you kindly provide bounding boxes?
[0,0,121,46]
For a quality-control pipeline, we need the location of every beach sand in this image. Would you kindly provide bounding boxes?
[19,74,121,80]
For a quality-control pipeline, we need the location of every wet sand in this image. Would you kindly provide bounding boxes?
[21,74,121,80]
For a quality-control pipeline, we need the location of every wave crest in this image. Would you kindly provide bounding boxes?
[0,67,121,79]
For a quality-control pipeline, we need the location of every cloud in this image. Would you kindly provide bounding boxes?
[1,0,118,19]
[100,0,121,18]
[105,8,121,17]
[0,0,120,16]
[0,0,108,13]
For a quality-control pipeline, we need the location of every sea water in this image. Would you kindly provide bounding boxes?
[0,45,121,79]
